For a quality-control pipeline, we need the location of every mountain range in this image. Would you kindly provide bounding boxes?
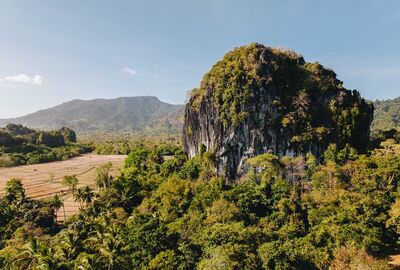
[1,95,399,136]
[0,96,184,136]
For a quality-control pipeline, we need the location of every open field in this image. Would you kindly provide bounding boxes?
[0,154,126,221]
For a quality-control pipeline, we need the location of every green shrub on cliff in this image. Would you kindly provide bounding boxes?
[188,43,373,155]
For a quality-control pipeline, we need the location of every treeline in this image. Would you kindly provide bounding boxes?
[82,134,181,155]
[372,97,400,131]
[0,124,92,167]
[0,139,400,269]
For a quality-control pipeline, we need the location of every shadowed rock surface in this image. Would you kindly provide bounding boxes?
[183,43,374,178]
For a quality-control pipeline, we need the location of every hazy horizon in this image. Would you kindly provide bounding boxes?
[1,0,400,118]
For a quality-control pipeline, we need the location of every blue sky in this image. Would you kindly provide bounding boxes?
[1,0,400,118]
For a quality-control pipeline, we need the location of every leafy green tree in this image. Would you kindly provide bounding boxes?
[147,249,181,270]
[62,175,79,193]
[4,178,26,204]
[127,214,177,269]
[179,157,201,180]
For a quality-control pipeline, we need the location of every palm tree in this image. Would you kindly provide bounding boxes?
[81,185,95,204]
[95,162,113,190]
[62,175,79,193]
[88,223,127,270]
[14,238,41,269]
[73,187,85,209]
[49,194,64,224]
[73,186,94,208]
[14,238,57,270]
[75,253,96,270]
[54,230,80,265]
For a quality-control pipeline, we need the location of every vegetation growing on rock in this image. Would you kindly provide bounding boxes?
[184,43,374,178]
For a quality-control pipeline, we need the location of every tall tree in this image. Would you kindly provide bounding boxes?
[49,194,64,224]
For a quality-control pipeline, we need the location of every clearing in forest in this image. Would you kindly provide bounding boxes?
[0,154,126,221]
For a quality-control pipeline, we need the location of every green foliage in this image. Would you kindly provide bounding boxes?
[4,178,26,204]
[62,175,79,192]
[0,124,92,167]
[187,43,373,153]
[0,180,55,252]
[128,214,178,269]
[1,141,400,269]
[95,162,113,189]
[372,97,400,132]
[179,156,201,180]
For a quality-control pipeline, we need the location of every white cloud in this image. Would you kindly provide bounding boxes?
[122,67,137,75]
[0,74,43,85]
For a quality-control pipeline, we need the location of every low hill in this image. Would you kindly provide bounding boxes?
[372,97,400,131]
[0,96,184,136]
[0,124,91,167]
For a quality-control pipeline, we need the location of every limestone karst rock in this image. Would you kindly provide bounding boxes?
[183,43,374,179]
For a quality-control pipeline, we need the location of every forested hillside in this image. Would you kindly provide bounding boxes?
[0,96,184,136]
[372,97,400,131]
[0,124,91,167]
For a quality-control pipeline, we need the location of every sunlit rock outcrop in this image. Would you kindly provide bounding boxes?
[183,43,373,178]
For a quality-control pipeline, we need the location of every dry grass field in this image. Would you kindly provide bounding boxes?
[0,154,126,222]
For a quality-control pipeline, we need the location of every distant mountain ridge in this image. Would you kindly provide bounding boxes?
[0,96,184,135]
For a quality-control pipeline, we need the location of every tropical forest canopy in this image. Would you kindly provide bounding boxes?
[1,139,400,269]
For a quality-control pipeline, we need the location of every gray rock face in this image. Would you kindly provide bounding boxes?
[183,44,373,179]
[183,88,308,179]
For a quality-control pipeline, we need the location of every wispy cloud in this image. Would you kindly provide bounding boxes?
[122,66,160,79]
[0,74,43,85]
[122,67,137,75]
